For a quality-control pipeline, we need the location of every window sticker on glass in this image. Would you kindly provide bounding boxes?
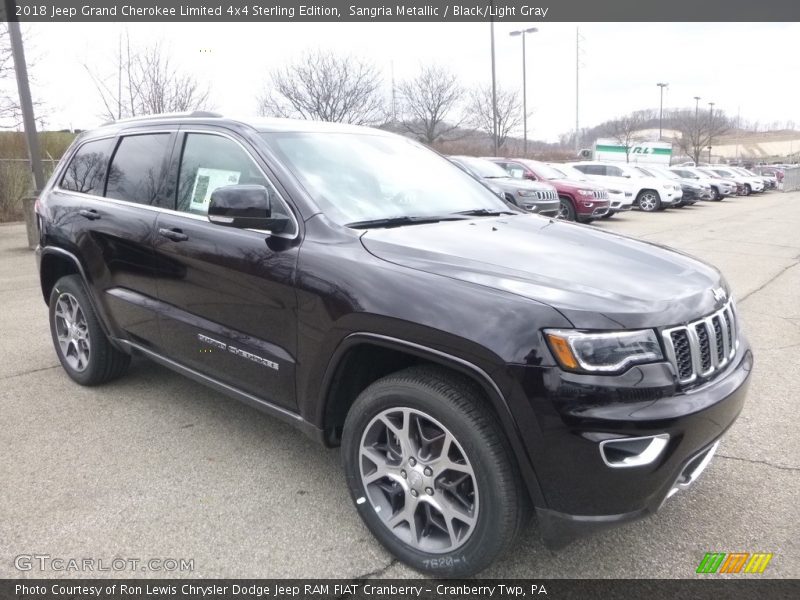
[189,168,241,212]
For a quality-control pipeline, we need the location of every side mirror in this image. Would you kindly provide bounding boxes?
[208,185,288,232]
[524,173,537,181]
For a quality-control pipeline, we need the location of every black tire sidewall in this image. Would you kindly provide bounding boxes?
[342,378,517,576]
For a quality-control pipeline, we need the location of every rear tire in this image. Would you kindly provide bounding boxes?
[744,184,752,196]
[342,366,528,576]
[49,275,130,386]
[636,190,661,212]
[710,187,721,201]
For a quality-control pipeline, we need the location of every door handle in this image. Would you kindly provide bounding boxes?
[158,227,188,242]
[79,209,100,220]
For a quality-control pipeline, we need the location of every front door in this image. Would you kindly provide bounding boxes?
[153,130,300,409]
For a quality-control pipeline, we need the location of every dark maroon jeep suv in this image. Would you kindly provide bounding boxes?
[35,114,752,576]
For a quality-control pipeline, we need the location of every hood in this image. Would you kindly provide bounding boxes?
[360,215,727,329]
[549,178,604,192]
[488,177,555,193]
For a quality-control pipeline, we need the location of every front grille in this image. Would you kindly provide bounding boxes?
[593,190,609,199]
[662,301,738,386]
[535,190,557,201]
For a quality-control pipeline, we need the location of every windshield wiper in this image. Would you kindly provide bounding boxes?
[345,215,466,229]
[453,208,516,216]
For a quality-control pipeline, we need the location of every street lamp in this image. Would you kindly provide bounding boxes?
[693,96,701,163]
[510,27,538,156]
[656,83,668,140]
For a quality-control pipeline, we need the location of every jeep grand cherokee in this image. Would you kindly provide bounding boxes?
[35,114,752,576]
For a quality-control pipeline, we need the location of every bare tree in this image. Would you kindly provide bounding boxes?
[85,34,209,121]
[468,85,523,151]
[672,108,731,164]
[1,23,20,126]
[597,112,648,162]
[257,51,384,125]
[397,65,463,144]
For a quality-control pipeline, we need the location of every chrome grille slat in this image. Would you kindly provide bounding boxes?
[662,300,738,386]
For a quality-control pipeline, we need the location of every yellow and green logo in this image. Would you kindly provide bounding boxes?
[696,552,774,574]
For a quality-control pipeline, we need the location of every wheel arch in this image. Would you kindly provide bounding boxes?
[39,246,115,340]
[319,332,546,506]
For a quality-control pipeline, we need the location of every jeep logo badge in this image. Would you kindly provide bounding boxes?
[712,287,727,302]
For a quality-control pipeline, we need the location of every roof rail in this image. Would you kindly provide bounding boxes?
[101,110,223,126]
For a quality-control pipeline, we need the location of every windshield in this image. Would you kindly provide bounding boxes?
[548,164,588,181]
[521,160,565,180]
[264,132,510,225]
[650,167,679,180]
[633,166,656,178]
[713,169,735,177]
[696,168,718,178]
[451,156,510,179]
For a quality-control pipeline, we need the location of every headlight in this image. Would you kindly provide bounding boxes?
[577,189,595,196]
[544,329,663,373]
[517,189,537,197]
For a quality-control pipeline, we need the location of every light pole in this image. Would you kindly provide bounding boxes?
[707,102,715,164]
[656,83,668,140]
[694,96,701,163]
[510,27,538,156]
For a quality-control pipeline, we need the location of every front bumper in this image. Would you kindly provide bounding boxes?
[509,337,752,548]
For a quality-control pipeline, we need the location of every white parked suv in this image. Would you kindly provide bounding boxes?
[670,167,736,200]
[546,162,634,216]
[567,161,682,212]
[706,166,764,195]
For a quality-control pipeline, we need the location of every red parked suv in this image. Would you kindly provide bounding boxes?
[490,158,611,223]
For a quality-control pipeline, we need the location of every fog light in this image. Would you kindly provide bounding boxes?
[599,434,669,468]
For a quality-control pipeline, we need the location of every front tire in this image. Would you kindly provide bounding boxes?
[557,197,576,221]
[744,184,752,196]
[710,187,721,201]
[342,366,528,576]
[636,190,661,212]
[49,275,130,385]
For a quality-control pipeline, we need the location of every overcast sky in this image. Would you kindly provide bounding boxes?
[20,21,800,141]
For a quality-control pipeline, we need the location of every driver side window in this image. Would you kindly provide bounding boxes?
[176,133,294,232]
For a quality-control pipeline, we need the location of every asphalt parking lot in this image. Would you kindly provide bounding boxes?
[1,192,799,579]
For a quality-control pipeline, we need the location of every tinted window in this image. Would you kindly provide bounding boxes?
[60,138,115,195]
[105,134,171,206]
[176,133,293,229]
[606,166,624,177]
[503,164,527,179]
[582,165,606,176]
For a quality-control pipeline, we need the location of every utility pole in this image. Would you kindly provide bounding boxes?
[656,83,668,140]
[6,11,45,192]
[693,96,701,163]
[490,16,498,156]
[390,60,397,123]
[575,27,581,154]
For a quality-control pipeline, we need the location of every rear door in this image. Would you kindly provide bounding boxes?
[65,129,175,348]
[153,128,301,410]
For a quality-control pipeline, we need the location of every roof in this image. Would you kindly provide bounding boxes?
[93,111,391,136]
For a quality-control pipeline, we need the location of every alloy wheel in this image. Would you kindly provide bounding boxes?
[639,193,658,211]
[54,292,91,372]
[359,407,479,553]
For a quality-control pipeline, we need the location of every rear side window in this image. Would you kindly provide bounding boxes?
[176,133,293,229]
[60,138,115,195]
[581,164,605,176]
[105,134,172,207]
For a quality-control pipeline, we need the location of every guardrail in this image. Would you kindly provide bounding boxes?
[782,167,800,192]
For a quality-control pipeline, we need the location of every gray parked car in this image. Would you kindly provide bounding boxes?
[449,155,560,217]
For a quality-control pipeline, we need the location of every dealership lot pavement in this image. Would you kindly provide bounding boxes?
[1,192,798,579]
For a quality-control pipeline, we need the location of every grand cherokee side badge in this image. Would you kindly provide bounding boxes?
[197,333,279,371]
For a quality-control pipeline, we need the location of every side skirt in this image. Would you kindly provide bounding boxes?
[116,338,326,445]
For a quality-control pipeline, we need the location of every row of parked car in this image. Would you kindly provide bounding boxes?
[447,155,777,223]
